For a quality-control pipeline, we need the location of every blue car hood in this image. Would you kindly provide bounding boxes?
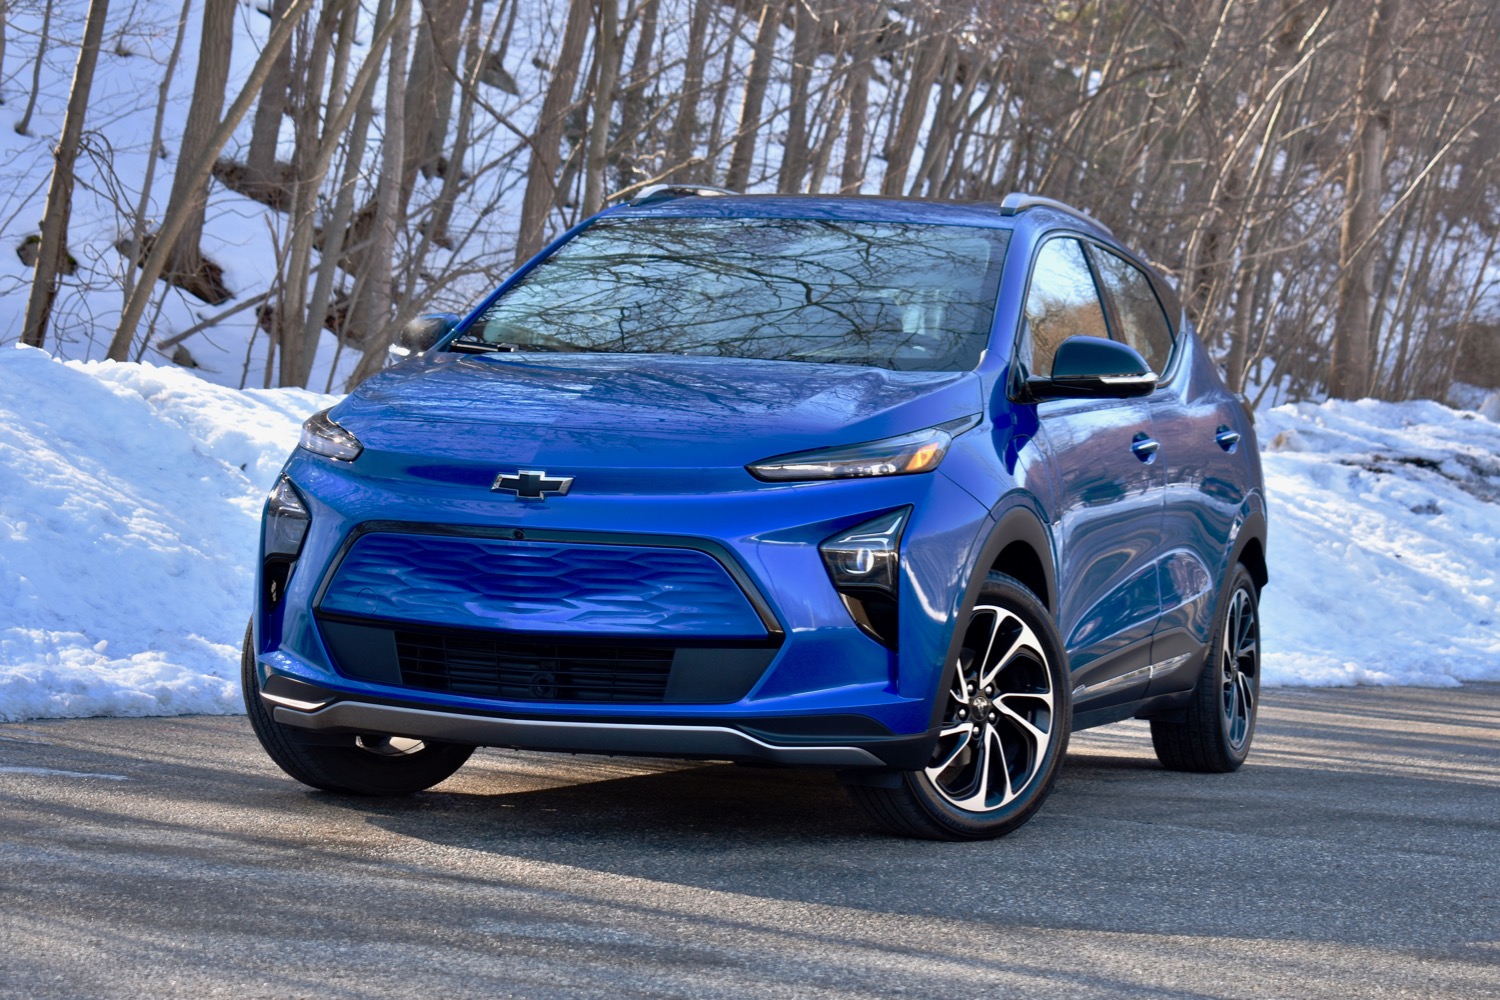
[334,353,980,476]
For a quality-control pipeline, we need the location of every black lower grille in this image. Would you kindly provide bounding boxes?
[394,630,675,703]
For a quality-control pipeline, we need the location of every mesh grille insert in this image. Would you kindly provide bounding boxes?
[394,630,674,703]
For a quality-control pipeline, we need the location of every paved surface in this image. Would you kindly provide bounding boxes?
[1,684,1497,999]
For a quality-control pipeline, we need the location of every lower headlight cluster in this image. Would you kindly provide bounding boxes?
[820,507,909,649]
[262,476,310,607]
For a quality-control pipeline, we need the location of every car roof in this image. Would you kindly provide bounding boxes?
[607,193,1021,230]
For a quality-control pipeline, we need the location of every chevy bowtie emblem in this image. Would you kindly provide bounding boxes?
[491,469,574,500]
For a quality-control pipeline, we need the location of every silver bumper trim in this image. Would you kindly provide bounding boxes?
[271,699,886,767]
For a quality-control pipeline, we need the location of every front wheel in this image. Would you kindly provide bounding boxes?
[1150,565,1261,772]
[241,623,474,795]
[848,574,1071,840]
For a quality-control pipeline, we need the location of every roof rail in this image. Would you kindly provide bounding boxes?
[999,193,1113,236]
[608,184,739,208]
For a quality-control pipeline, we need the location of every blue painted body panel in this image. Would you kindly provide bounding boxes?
[253,194,1266,751]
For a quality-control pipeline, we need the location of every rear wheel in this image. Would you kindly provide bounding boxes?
[1151,565,1260,772]
[848,574,1071,840]
[241,623,473,795]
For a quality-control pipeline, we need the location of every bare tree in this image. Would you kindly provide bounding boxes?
[725,0,781,192]
[21,0,109,348]
[107,0,315,361]
[513,0,593,264]
[245,0,294,197]
[13,0,51,135]
[1329,0,1400,399]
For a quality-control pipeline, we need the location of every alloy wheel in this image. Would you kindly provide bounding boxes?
[925,604,1056,812]
[1220,587,1259,751]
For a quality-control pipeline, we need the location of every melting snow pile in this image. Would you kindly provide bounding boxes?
[1,346,1498,721]
[0,346,334,720]
[1260,398,1500,686]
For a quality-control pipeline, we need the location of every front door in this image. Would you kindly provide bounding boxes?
[1019,237,1164,705]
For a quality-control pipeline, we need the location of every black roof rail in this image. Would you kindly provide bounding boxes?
[999,192,1113,236]
[609,184,738,207]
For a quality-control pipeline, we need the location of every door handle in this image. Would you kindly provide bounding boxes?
[1131,433,1159,462]
[1215,427,1241,452]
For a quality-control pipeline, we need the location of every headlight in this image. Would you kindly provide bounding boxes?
[298,409,363,461]
[746,416,976,482]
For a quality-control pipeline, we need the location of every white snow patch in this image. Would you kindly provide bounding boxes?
[0,346,334,721]
[1259,398,1500,687]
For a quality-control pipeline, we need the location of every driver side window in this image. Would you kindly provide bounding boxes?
[1021,238,1110,377]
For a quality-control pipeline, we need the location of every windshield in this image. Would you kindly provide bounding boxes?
[460,217,1010,371]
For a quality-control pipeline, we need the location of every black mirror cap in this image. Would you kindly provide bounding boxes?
[391,312,460,359]
[1026,336,1158,401]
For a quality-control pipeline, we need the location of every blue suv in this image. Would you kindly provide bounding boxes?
[244,189,1267,839]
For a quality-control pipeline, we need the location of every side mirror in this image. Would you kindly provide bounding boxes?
[389,312,460,361]
[1026,336,1157,401]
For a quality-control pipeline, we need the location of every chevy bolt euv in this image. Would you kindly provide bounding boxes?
[245,189,1267,839]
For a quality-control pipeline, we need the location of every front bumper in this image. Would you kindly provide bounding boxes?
[260,676,933,767]
[254,448,995,764]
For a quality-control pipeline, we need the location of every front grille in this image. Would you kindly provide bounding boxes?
[395,630,674,703]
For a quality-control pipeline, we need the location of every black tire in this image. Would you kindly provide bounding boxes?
[1151,565,1261,773]
[241,622,474,795]
[848,573,1071,840]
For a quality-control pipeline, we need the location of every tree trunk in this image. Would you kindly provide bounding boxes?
[725,1,781,193]
[402,0,466,204]
[582,0,622,215]
[838,8,874,193]
[614,0,660,189]
[21,0,108,348]
[14,0,51,135]
[428,0,487,245]
[513,0,593,265]
[163,0,235,285]
[120,0,192,322]
[420,0,468,170]
[776,0,820,193]
[108,0,316,361]
[1329,0,1398,400]
[664,0,710,182]
[349,3,412,384]
[276,0,337,387]
[882,28,945,197]
[246,0,293,193]
[301,0,395,387]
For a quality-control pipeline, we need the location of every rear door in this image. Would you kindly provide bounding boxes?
[1021,237,1164,705]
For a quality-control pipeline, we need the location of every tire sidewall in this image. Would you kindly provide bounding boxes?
[1212,565,1260,766]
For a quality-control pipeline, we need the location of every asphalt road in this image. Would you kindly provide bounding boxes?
[1,683,1497,999]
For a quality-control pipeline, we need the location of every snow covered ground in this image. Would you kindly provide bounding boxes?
[0,346,334,720]
[1,346,1498,721]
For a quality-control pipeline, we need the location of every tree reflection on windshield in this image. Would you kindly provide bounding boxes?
[463,217,1010,372]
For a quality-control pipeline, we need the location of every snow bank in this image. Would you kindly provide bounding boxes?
[0,346,334,720]
[1,347,1498,720]
[1260,398,1500,686]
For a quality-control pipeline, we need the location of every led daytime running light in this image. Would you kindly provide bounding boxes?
[299,409,363,461]
[747,418,975,482]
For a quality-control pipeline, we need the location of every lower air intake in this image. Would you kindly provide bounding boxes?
[395,630,674,704]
